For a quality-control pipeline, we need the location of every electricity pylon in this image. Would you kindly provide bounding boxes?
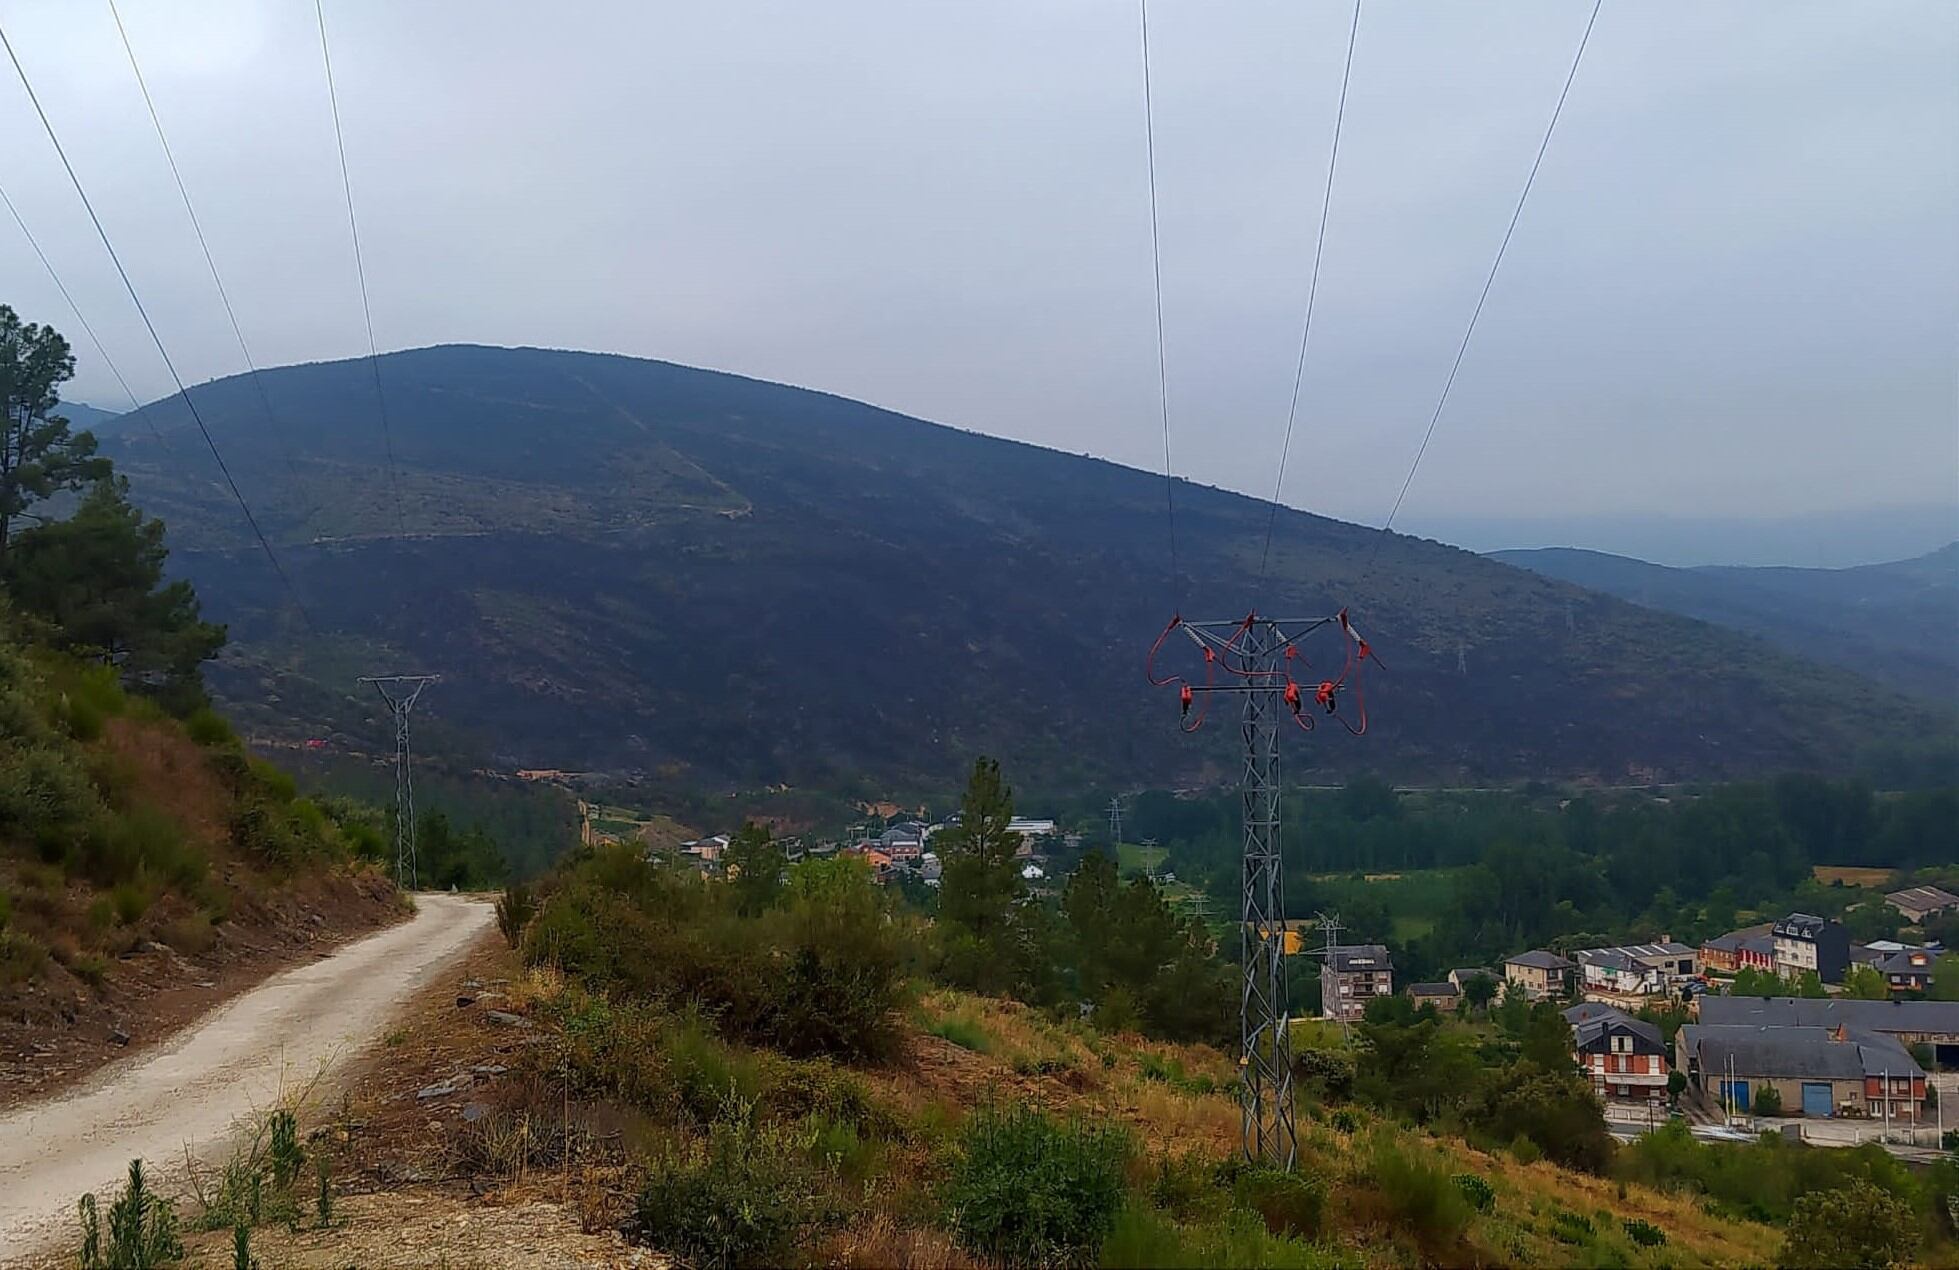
[1148,610,1374,1170]
[359,674,439,889]
[1106,795,1124,848]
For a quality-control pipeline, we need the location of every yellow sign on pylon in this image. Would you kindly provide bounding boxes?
[1248,925,1305,956]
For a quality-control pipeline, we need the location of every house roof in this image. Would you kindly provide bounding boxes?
[1773,913,1836,940]
[1878,948,1936,976]
[1330,944,1393,972]
[1680,1024,1922,1081]
[1506,950,1572,971]
[1407,982,1458,997]
[1562,1002,1626,1026]
[1449,967,1494,982]
[1888,885,1959,913]
[1577,942,1695,969]
[1697,995,1959,1035]
[1703,924,1774,953]
[1573,1012,1665,1053]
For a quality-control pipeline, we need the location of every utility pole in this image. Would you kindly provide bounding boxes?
[1149,611,1373,1171]
[1315,910,1344,1031]
[359,674,439,890]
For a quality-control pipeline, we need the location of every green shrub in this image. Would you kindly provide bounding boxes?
[1753,1084,1784,1116]
[79,1158,182,1269]
[1100,1204,1336,1269]
[1782,1179,1919,1269]
[1369,1139,1471,1252]
[1453,1172,1495,1213]
[1329,1108,1361,1134]
[925,1010,992,1054]
[1232,1165,1326,1239]
[0,743,100,854]
[1550,1209,1594,1244]
[634,1100,834,1269]
[1621,1217,1665,1247]
[111,880,152,926]
[0,930,49,984]
[183,707,235,747]
[943,1102,1129,1268]
[495,882,536,948]
[0,887,11,932]
[1508,1133,1542,1164]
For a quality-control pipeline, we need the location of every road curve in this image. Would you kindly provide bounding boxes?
[0,893,492,1259]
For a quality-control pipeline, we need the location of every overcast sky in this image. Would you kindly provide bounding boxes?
[1,1,1953,546]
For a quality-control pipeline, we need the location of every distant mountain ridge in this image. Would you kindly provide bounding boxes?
[94,344,1952,792]
[1489,544,1959,705]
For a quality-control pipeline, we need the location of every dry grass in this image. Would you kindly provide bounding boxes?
[1813,864,1896,888]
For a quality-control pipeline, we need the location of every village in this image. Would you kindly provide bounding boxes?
[1329,886,1959,1153]
[605,800,1959,1153]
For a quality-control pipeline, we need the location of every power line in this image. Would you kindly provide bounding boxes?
[315,0,407,539]
[0,177,153,437]
[1367,0,1603,563]
[1138,0,1179,603]
[1255,0,1363,604]
[107,0,309,499]
[0,19,311,625]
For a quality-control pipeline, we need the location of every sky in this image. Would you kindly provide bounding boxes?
[0,1,1954,562]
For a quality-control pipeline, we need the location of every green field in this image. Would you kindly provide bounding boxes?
[1116,841,1169,877]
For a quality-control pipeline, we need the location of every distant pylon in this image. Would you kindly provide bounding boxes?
[358,674,438,889]
[1107,795,1124,849]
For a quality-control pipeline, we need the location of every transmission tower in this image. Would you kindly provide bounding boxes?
[1314,910,1346,1037]
[1106,795,1124,848]
[1148,610,1375,1170]
[359,674,438,889]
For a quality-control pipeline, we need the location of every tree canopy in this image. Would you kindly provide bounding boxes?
[0,305,107,558]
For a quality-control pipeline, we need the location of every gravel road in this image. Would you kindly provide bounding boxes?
[0,893,492,1261]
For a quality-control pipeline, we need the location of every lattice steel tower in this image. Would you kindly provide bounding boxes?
[359,674,439,889]
[1148,610,1374,1169]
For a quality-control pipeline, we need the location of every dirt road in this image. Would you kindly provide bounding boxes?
[0,893,493,1260]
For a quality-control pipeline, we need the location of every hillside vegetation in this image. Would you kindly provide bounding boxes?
[0,304,401,1096]
[1492,543,1959,704]
[102,344,1954,792]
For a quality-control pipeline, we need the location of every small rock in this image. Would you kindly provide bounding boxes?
[416,1073,474,1099]
[485,1010,532,1029]
[461,1101,491,1123]
[462,978,483,990]
[455,994,477,1008]
[193,981,216,989]
[309,913,325,926]
[108,1027,130,1047]
[469,1063,508,1076]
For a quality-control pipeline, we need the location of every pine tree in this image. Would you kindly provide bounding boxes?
[0,305,107,560]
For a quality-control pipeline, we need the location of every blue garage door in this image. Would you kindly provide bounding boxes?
[1719,1079,1751,1112]
[1802,1082,1832,1117]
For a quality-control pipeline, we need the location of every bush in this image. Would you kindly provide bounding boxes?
[1101,1204,1331,1269]
[1753,1084,1785,1117]
[634,1100,835,1269]
[1782,1180,1918,1269]
[925,1009,992,1054]
[0,930,49,984]
[1232,1165,1325,1239]
[1549,1209,1594,1244]
[495,882,536,948]
[183,707,235,747]
[78,1158,182,1269]
[1329,1108,1361,1135]
[1622,1217,1666,1247]
[1369,1139,1471,1252]
[1453,1172,1495,1213]
[0,886,10,932]
[943,1103,1130,1268]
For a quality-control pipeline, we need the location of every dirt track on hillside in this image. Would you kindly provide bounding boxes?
[0,894,492,1262]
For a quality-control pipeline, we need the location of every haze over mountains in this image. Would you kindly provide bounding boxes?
[1492,545,1959,706]
[91,345,1951,793]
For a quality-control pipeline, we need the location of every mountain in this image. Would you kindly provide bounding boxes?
[57,401,125,434]
[97,344,1952,794]
[1490,545,1959,705]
